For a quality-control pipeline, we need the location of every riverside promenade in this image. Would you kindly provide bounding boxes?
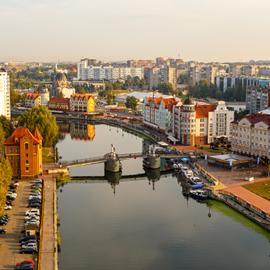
[39,175,58,270]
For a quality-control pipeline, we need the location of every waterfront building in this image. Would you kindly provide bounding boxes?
[4,127,43,178]
[208,101,234,143]
[142,97,177,131]
[48,97,70,111]
[246,86,270,114]
[25,93,41,108]
[173,99,216,146]
[231,112,270,159]
[173,99,233,145]
[0,68,11,119]
[37,88,50,106]
[70,94,95,113]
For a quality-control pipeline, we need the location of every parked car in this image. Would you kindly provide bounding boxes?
[20,247,38,254]
[4,205,12,210]
[20,235,36,243]
[0,228,6,234]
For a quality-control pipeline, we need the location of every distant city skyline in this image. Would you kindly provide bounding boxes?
[1,0,270,62]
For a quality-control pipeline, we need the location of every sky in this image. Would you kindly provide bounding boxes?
[0,0,270,63]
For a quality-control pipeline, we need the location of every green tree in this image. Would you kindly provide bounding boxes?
[18,107,59,147]
[158,82,174,95]
[106,91,115,105]
[0,125,5,154]
[126,96,138,110]
[0,116,14,139]
[0,158,12,216]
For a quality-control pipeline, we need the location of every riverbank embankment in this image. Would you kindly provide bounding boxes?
[39,175,58,270]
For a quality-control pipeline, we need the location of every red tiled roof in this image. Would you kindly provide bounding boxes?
[34,128,42,141]
[195,104,216,119]
[244,113,270,127]
[146,97,177,112]
[4,127,40,145]
[48,97,70,104]
[71,94,94,100]
[26,93,40,99]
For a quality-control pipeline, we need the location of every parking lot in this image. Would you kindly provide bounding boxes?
[0,180,37,269]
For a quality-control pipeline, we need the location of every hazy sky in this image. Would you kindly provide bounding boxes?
[1,0,270,62]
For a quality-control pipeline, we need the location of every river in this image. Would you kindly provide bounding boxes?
[57,123,270,270]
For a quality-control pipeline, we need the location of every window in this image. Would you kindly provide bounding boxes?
[25,143,29,150]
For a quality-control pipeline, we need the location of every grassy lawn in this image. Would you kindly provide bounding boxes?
[244,180,270,201]
[42,147,55,164]
[200,147,225,153]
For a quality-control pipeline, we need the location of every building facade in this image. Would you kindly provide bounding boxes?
[77,59,144,81]
[0,68,11,119]
[4,128,43,178]
[48,97,70,111]
[70,94,95,113]
[231,113,270,159]
[149,66,177,90]
[143,97,177,131]
[25,93,41,108]
[208,101,235,143]
[246,86,270,114]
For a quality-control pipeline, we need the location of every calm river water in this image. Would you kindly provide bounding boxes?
[57,123,270,270]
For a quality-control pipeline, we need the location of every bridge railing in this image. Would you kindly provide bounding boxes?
[60,152,143,167]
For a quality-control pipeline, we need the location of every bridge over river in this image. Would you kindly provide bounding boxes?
[59,152,186,169]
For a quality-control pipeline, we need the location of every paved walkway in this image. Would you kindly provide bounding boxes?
[222,186,270,215]
[39,175,57,270]
[0,180,34,269]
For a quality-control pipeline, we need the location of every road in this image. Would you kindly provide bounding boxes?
[0,180,36,269]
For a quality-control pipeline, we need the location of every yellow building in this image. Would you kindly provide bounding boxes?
[70,94,95,113]
[4,127,43,178]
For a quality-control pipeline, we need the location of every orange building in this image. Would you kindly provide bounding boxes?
[4,127,43,178]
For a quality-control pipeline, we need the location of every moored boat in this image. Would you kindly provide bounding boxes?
[189,189,208,200]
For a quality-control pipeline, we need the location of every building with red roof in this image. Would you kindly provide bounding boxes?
[25,93,41,108]
[173,99,234,146]
[70,94,95,113]
[231,112,270,159]
[143,96,178,131]
[4,127,43,178]
[48,97,70,111]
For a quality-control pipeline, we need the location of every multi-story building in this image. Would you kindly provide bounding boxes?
[4,127,43,178]
[231,112,270,159]
[246,86,270,114]
[48,97,70,111]
[77,59,144,81]
[0,68,11,119]
[189,65,218,86]
[149,66,177,90]
[25,93,41,108]
[173,100,233,146]
[208,101,235,143]
[143,97,177,131]
[70,94,95,113]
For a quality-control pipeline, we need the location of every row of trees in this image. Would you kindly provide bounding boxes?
[0,123,13,216]
[188,80,246,102]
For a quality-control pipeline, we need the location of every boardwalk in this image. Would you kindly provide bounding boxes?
[39,175,57,270]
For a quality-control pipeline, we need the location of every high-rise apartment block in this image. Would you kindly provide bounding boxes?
[77,59,144,81]
[0,68,11,119]
[246,86,270,114]
[149,66,177,90]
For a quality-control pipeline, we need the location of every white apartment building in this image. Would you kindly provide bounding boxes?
[208,101,234,143]
[77,60,144,81]
[0,68,11,119]
[231,113,270,159]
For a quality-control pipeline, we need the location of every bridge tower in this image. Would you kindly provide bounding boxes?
[143,145,161,169]
[104,144,122,173]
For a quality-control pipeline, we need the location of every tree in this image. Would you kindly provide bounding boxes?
[0,125,5,154]
[106,91,115,105]
[158,82,174,95]
[18,107,59,147]
[126,96,138,110]
[0,116,14,139]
